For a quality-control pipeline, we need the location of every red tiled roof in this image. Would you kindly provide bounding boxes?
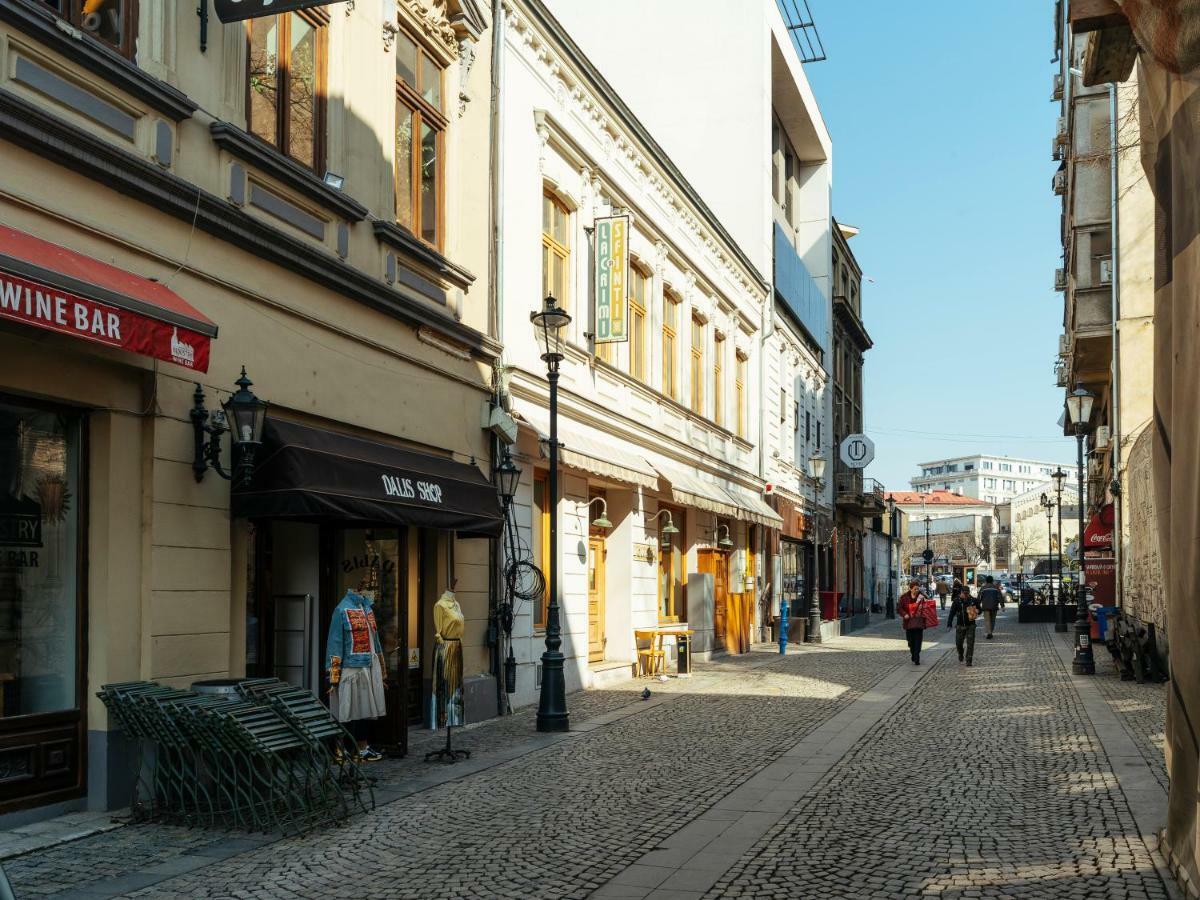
[885,490,992,507]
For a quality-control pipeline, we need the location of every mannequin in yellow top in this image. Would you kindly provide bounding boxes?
[430,578,465,728]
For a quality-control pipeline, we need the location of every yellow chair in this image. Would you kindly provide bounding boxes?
[634,629,665,677]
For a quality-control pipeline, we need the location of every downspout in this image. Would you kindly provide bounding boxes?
[1108,81,1123,608]
[488,0,507,717]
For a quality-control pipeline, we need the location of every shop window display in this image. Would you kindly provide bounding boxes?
[0,400,81,719]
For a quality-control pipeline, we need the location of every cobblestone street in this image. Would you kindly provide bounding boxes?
[5,613,1178,900]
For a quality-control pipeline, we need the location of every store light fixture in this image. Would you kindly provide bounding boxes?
[587,497,612,530]
[323,170,346,190]
[191,367,268,488]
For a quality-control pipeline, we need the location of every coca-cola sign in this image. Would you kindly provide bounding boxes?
[1082,504,1114,550]
[212,0,341,23]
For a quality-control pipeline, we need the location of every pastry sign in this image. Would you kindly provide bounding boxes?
[381,474,444,505]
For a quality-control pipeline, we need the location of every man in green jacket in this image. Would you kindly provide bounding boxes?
[947,584,981,666]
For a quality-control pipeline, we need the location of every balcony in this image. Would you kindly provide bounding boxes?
[773,222,827,354]
[835,472,887,517]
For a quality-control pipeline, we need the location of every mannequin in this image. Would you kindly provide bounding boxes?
[425,577,469,762]
[325,580,387,762]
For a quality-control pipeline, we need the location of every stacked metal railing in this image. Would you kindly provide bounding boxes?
[97,678,374,835]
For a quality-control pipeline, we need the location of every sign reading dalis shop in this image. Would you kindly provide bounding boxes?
[212,0,341,23]
[0,270,211,372]
[593,215,629,345]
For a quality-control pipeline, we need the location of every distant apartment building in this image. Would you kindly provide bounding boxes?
[910,455,1081,505]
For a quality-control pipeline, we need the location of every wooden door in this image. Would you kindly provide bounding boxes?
[587,536,606,662]
[700,550,729,649]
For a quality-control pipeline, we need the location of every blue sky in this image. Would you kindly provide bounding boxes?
[803,0,1077,490]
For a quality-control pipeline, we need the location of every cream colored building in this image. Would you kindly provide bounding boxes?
[496,0,776,707]
[0,0,503,819]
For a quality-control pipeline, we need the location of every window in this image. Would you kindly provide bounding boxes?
[816,419,821,449]
[532,472,550,629]
[658,507,686,621]
[984,478,996,489]
[629,264,649,381]
[805,410,811,443]
[43,1,135,58]
[983,461,993,470]
[248,10,327,172]
[662,291,680,400]
[735,352,748,439]
[1003,479,1015,491]
[541,191,570,308]
[784,148,795,225]
[690,315,704,415]
[395,29,446,247]
[713,334,724,425]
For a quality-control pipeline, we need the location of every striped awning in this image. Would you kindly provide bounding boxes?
[513,401,659,490]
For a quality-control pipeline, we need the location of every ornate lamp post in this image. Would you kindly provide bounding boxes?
[1051,467,1068,632]
[191,367,268,488]
[886,495,897,619]
[807,453,826,644]
[530,295,572,731]
[495,450,522,695]
[1040,492,1057,609]
[1065,384,1095,675]
[923,515,932,589]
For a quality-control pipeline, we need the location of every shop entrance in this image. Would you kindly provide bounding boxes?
[700,549,729,648]
[587,535,606,662]
[0,397,85,814]
[247,520,438,754]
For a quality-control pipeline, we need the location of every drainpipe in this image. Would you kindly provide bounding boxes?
[1108,80,1123,608]
[489,0,506,344]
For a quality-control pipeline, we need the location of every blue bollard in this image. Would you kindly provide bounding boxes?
[779,599,789,654]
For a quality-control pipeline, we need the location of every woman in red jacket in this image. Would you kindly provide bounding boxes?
[898,580,935,665]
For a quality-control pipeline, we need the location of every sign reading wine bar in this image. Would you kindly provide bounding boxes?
[0,269,212,372]
[212,0,341,23]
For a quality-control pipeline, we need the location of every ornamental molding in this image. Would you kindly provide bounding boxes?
[401,0,459,55]
[502,0,762,308]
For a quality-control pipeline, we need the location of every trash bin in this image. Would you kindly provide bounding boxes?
[191,678,252,700]
[676,632,691,677]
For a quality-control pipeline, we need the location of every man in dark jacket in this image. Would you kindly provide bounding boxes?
[978,575,1005,639]
[947,585,981,665]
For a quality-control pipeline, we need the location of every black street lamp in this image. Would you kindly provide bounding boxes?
[191,367,268,488]
[923,515,932,588]
[495,449,522,696]
[885,495,897,619]
[1051,467,1068,632]
[1040,492,1056,609]
[1065,384,1095,675]
[530,295,572,731]
[807,453,826,644]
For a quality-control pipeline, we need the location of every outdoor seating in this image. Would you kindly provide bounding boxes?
[97,678,374,835]
[634,629,665,677]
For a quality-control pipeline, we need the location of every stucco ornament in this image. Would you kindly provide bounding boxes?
[456,37,476,117]
[402,0,459,54]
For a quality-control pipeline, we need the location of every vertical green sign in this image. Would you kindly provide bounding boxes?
[594,215,629,344]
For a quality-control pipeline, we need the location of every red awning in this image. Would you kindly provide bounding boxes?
[0,225,216,372]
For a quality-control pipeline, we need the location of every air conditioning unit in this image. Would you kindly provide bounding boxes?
[1095,426,1111,450]
[1058,334,1070,356]
[1052,170,1066,195]
[1055,116,1068,146]
[1099,258,1113,284]
[1054,268,1067,291]
[1052,140,1064,161]
[1052,73,1064,101]
[1054,359,1068,387]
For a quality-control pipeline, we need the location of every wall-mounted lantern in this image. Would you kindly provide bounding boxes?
[191,367,268,488]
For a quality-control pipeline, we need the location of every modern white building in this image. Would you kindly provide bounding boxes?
[545,0,838,638]
[910,455,1081,505]
[496,0,781,709]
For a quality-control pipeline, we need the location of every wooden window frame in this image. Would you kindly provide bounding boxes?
[662,290,680,401]
[657,505,686,622]
[690,314,704,416]
[246,9,329,174]
[713,334,724,427]
[395,28,447,249]
[534,471,550,630]
[46,1,138,59]
[629,264,648,382]
[542,190,571,311]
[735,351,748,439]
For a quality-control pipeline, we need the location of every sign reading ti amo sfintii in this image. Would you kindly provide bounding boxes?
[594,215,629,345]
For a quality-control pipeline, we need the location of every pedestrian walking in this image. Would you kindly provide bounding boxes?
[935,577,949,610]
[898,580,937,665]
[978,575,1005,639]
[947,584,981,666]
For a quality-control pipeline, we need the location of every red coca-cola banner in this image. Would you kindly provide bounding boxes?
[0,268,211,372]
[1083,504,1114,550]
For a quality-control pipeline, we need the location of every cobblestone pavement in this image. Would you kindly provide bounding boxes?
[1087,654,1169,793]
[707,620,1173,900]
[5,618,1176,900]
[64,630,904,900]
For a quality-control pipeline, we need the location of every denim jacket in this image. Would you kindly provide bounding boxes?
[325,590,383,684]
